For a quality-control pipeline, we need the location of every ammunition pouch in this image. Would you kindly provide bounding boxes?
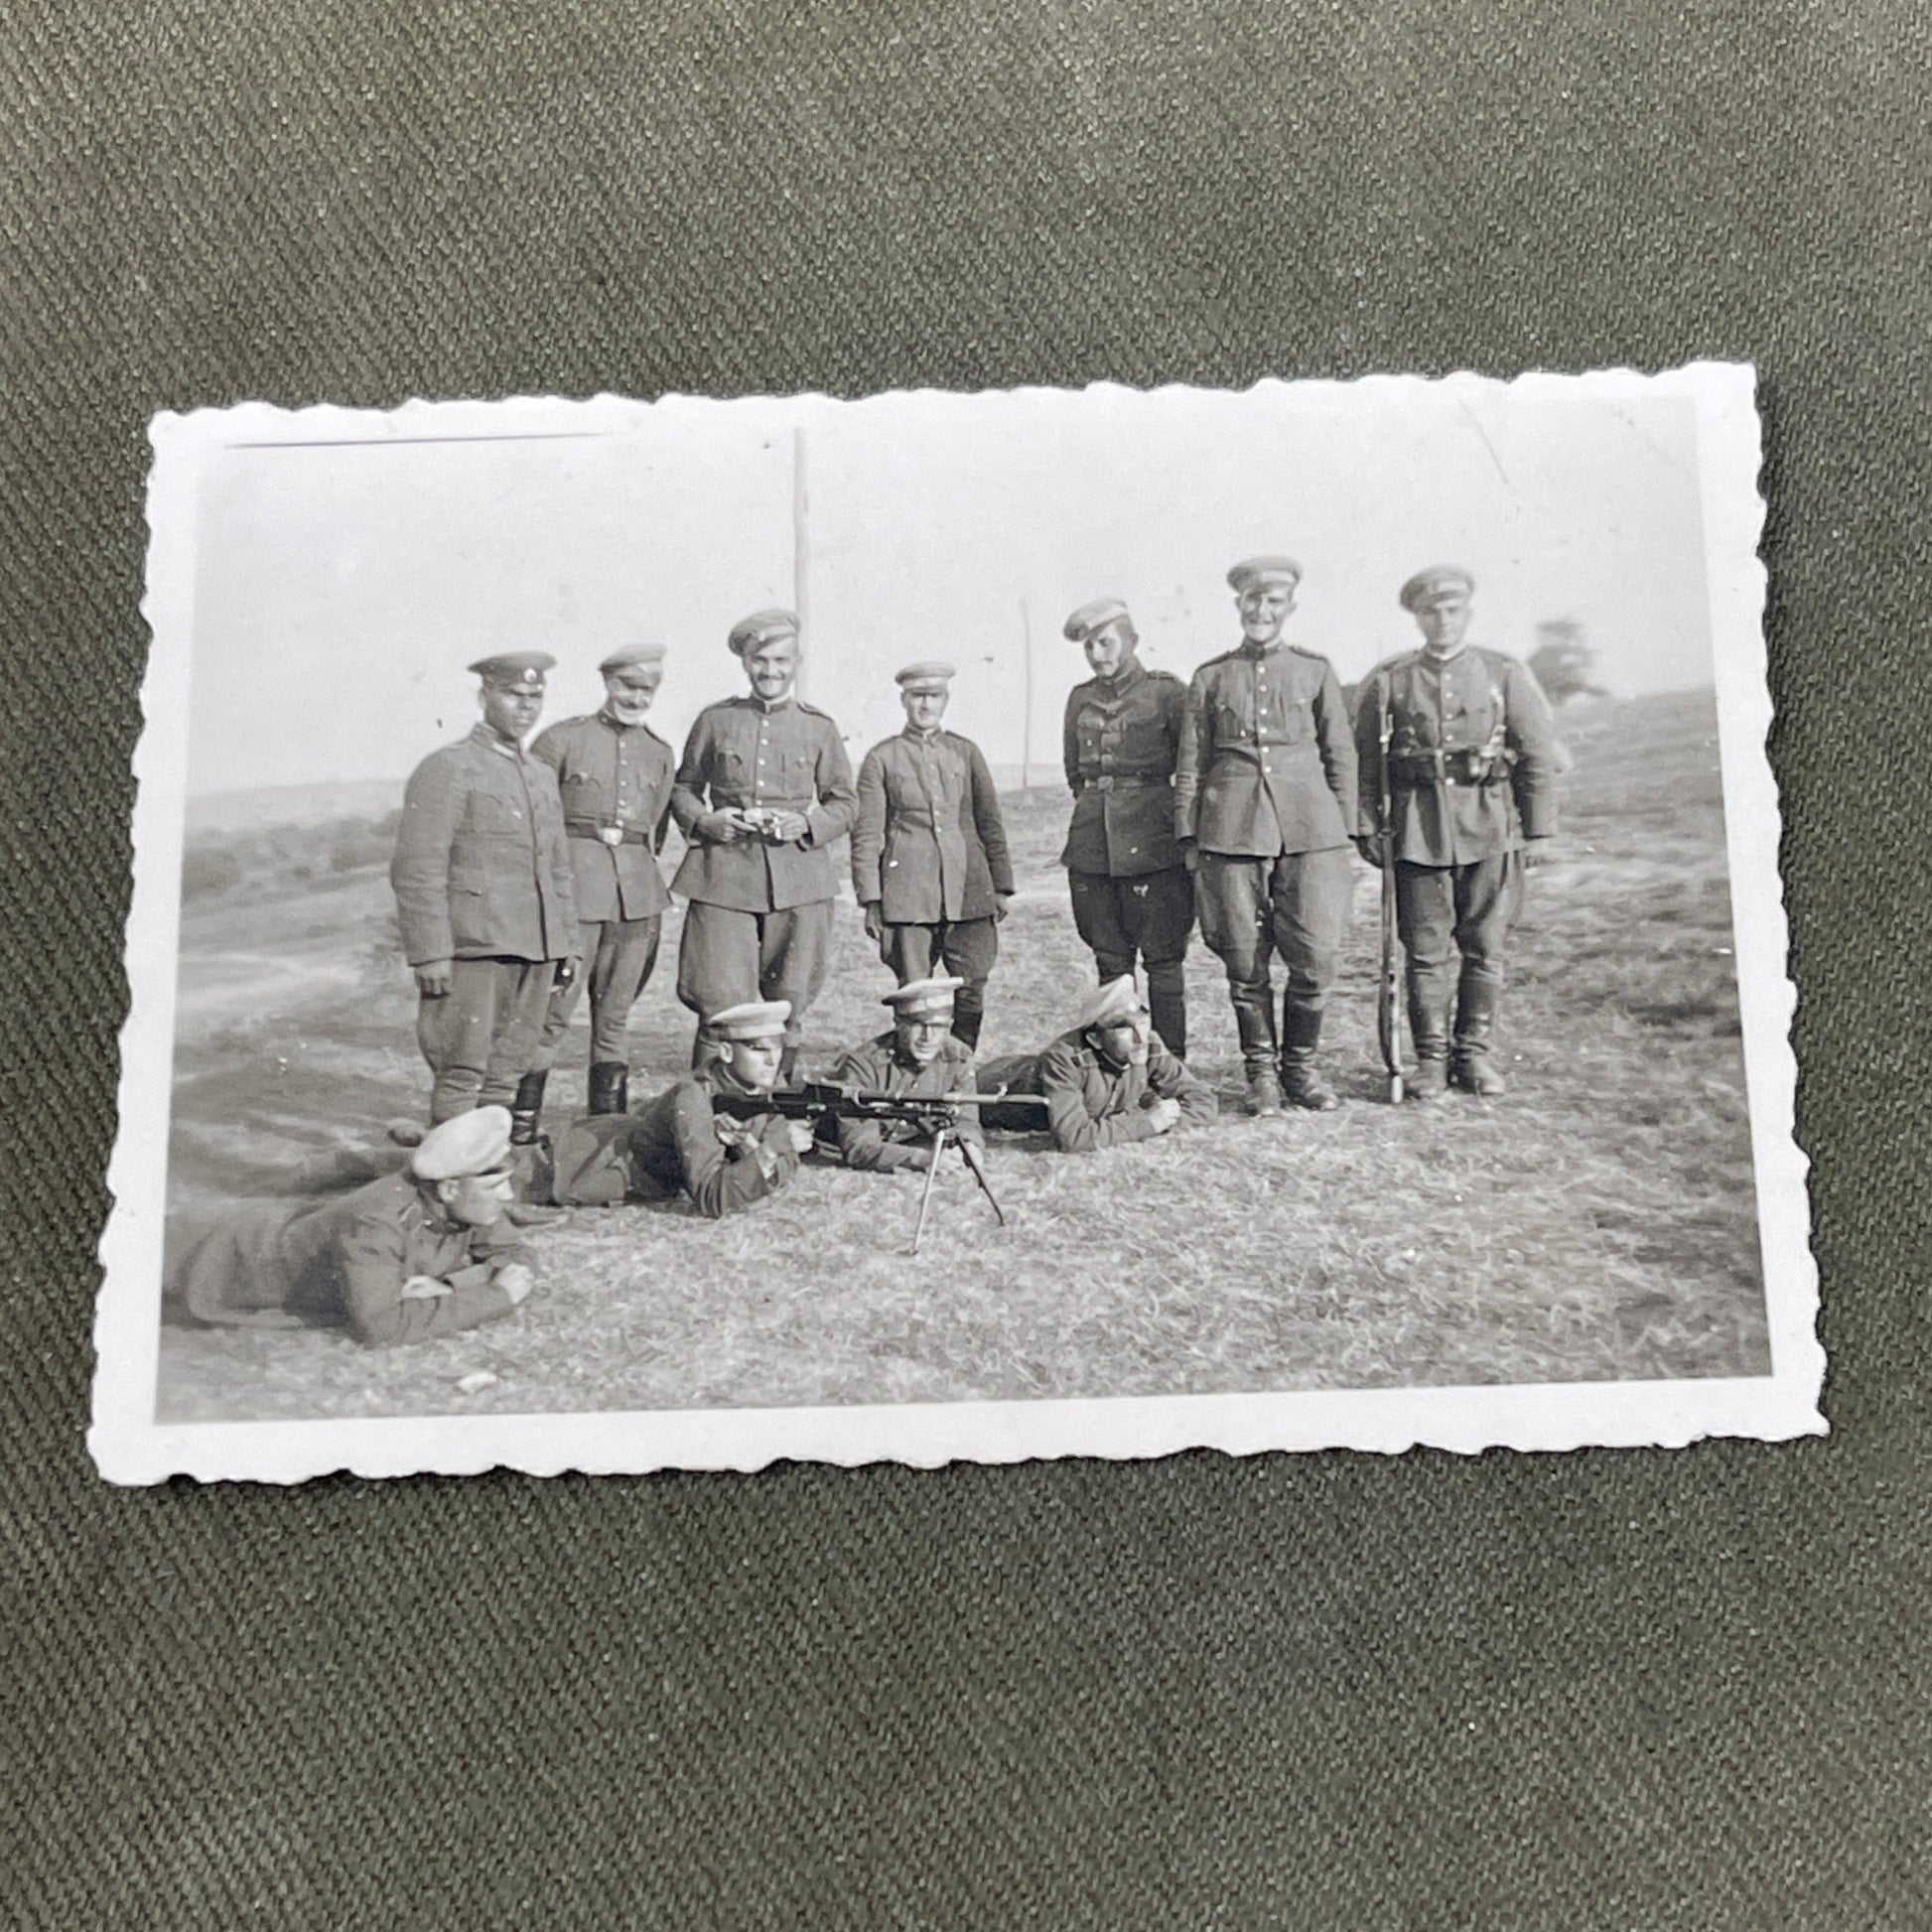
[1390,748,1513,789]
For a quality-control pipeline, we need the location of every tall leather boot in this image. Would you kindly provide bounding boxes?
[1280,998,1339,1112]
[1147,964,1186,1061]
[950,999,983,1051]
[588,1060,629,1116]
[504,1072,564,1223]
[509,1071,547,1146]
[1233,993,1283,1116]
[1406,967,1452,1103]
[1451,976,1507,1096]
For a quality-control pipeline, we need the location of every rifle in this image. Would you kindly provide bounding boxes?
[710,1082,1049,1253]
[1375,680,1405,1105]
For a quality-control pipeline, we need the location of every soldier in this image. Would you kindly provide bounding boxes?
[824,976,985,1173]
[1354,567,1559,1098]
[671,609,857,1073]
[977,976,1217,1153]
[1058,598,1194,1056]
[164,1106,541,1345]
[526,640,677,1128]
[851,661,1014,1049]
[1175,556,1359,1116]
[545,1001,814,1216]
[390,651,579,1130]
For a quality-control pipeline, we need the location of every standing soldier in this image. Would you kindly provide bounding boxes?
[850,661,1014,1049]
[1354,567,1558,1099]
[526,641,676,1128]
[1175,557,1358,1115]
[391,651,579,1130]
[670,610,858,1073]
[1058,598,1194,1056]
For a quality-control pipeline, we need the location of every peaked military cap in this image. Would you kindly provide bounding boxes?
[883,975,964,1018]
[1399,565,1476,611]
[469,650,555,690]
[895,660,956,689]
[1226,555,1303,594]
[1062,596,1133,642]
[702,999,792,1041]
[1076,976,1148,1031]
[409,1104,515,1181]
[728,609,801,656]
[600,640,668,674]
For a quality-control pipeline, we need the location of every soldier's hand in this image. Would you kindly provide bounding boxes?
[555,955,580,990]
[400,1274,453,1301]
[1354,835,1385,870]
[1180,840,1199,876]
[863,902,886,943]
[494,1263,536,1306]
[1146,1097,1182,1135]
[415,959,454,998]
[1523,837,1559,871]
[783,1121,816,1155]
[703,809,751,844]
[764,809,810,843]
[994,893,1014,923]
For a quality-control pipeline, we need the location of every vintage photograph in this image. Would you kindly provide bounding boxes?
[92,367,1821,1482]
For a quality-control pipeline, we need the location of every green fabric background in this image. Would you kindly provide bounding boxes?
[4,1,1926,1923]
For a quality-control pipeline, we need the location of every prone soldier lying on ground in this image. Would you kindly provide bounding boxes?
[164,1107,540,1345]
[544,1001,813,1216]
[975,977,1218,1153]
[822,976,983,1173]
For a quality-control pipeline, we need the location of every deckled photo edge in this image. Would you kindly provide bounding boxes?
[91,362,1821,1485]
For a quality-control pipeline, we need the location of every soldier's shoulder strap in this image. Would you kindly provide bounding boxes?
[1287,641,1337,666]
[795,699,841,723]
[1145,667,1185,686]
[1363,650,1423,688]
[1193,648,1240,675]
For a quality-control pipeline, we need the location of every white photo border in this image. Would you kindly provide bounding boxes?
[91,363,1824,1484]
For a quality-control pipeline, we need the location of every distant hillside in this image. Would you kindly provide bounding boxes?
[187,777,405,836]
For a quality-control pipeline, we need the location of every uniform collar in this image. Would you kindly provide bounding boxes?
[1093,661,1146,698]
[747,692,796,715]
[1236,637,1284,659]
[470,722,525,759]
[597,705,648,731]
[899,723,943,743]
[1419,643,1472,668]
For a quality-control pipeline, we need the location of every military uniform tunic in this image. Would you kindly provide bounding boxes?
[977,1028,1217,1152]
[391,724,579,1122]
[1174,640,1358,1071]
[671,695,858,1045]
[546,1072,800,1217]
[164,1174,534,1345]
[824,1031,984,1172]
[1353,644,1560,1028]
[851,727,1014,1043]
[530,709,676,1069]
[1059,663,1195,1053]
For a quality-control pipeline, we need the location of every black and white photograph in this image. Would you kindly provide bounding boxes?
[91,364,1820,1482]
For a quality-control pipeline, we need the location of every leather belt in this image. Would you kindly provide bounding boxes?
[1087,774,1170,792]
[566,819,650,845]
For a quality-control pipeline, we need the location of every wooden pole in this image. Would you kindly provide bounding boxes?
[791,425,809,704]
[1020,598,1035,790]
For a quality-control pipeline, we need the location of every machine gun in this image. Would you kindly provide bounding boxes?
[710,1082,1049,1253]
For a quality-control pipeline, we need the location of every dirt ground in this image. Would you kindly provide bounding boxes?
[154,687,1771,1422]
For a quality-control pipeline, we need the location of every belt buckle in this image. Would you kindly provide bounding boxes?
[1093,774,1115,792]
[599,825,624,846]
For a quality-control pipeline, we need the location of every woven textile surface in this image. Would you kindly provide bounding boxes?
[4,2,1928,1923]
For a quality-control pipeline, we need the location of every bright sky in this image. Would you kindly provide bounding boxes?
[183,381,1713,796]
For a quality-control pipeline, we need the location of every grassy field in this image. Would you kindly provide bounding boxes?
[155,688,1771,1423]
